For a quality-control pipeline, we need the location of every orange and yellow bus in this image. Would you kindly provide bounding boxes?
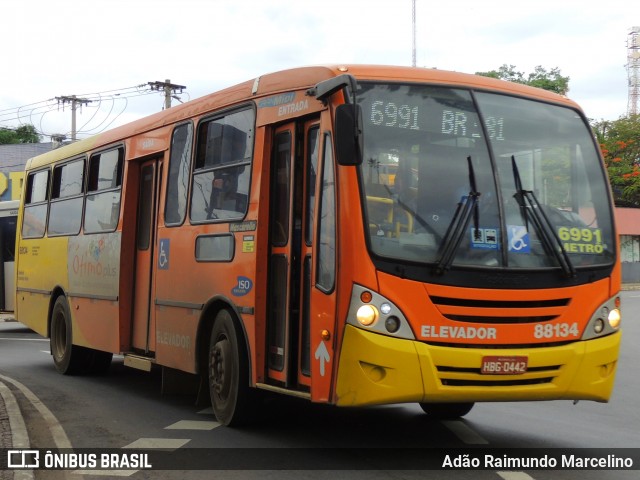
[15,65,621,425]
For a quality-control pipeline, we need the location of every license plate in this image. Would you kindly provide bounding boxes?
[481,356,528,375]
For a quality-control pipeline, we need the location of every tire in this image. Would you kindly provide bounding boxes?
[50,296,90,375]
[208,309,254,426]
[419,402,475,419]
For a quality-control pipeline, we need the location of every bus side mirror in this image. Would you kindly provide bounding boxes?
[335,104,363,166]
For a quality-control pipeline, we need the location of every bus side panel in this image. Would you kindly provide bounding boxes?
[153,225,259,374]
[15,291,49,337]
[154,226,202,373]
[16,237,69,336]
[155,305,200,373]
[68,297,121,352]
[66,232,122,352]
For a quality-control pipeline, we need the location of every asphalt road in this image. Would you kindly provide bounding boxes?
[0,291,638,479]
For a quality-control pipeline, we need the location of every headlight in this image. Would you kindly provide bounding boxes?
[608,308,621,329]
[347,284,415,339]
[582,296,621,340]
[356,305,378,326]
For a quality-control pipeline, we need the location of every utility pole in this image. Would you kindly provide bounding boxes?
[627,27,640,116]
[148,79,186,110]
[412,0,417,67]
[55,95,92,141]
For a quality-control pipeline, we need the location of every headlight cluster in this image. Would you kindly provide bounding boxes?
[347,284,415,339]
[582,295,621,340]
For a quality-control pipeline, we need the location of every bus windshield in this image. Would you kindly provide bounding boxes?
[357,82,615,272]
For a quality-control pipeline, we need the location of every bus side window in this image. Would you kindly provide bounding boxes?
[48,158,84,236]
[191,108,254,222]
[84,148,124,234]
[22,169,50,239]
[165,123,193,226]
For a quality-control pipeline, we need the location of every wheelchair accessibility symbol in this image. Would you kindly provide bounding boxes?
[508,225,530,253]
[158,239,170,269]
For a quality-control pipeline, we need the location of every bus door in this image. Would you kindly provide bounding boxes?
[267,118,337,399]
[132,158,162,354]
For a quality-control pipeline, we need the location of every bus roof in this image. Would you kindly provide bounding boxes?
[25,64,578,170]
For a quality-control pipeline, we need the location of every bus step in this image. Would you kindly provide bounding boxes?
[123,354,155,372]
[255,383,311,400]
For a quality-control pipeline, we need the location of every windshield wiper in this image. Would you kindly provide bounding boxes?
[511,156,576,278]
[435,156,481,274]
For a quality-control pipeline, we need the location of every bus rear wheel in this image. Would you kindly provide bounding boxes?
[208,309,253,426]
[50,296,89,375]
[419,402,475,419]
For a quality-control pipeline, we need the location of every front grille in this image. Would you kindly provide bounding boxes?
[444,315,557,323]
[441,377,555,387]
[425,341,574,349]
[430,297,570,308]
[437,365,561,374]
[436,364,561,387]
[430,295,571,324]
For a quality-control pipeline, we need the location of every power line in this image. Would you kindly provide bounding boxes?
[0,83,179,141]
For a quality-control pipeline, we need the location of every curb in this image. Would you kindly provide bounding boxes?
[0,381,34,480]
[0,381,30,449]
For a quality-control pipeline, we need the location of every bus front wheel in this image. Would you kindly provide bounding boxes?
[419,402,475,419]
[208,309,253,426]
[50,296,87,375]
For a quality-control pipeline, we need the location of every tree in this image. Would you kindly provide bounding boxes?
[476,64,570,95]
[592,115,640,207]
[0,124,41,144]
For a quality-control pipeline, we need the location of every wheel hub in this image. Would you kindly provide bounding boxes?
[210,338,232,400]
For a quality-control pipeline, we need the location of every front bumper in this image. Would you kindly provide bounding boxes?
[335,324,620,406]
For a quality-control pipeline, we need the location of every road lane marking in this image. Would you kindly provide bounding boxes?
[498,472,536,480]
[123,438,190,449]
[441,420,489,444]
[165,420,220,430]
[0,373,72,449]
[74,470,137,477]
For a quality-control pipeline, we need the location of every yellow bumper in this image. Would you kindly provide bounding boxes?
[335,325,620,406]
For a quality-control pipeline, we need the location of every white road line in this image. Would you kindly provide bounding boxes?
[498,472,536,480]
[122,438,190,449]
[74,469,137,477]
[0,373,72,449]
[441,420,489,444]
[165,420,220,430]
